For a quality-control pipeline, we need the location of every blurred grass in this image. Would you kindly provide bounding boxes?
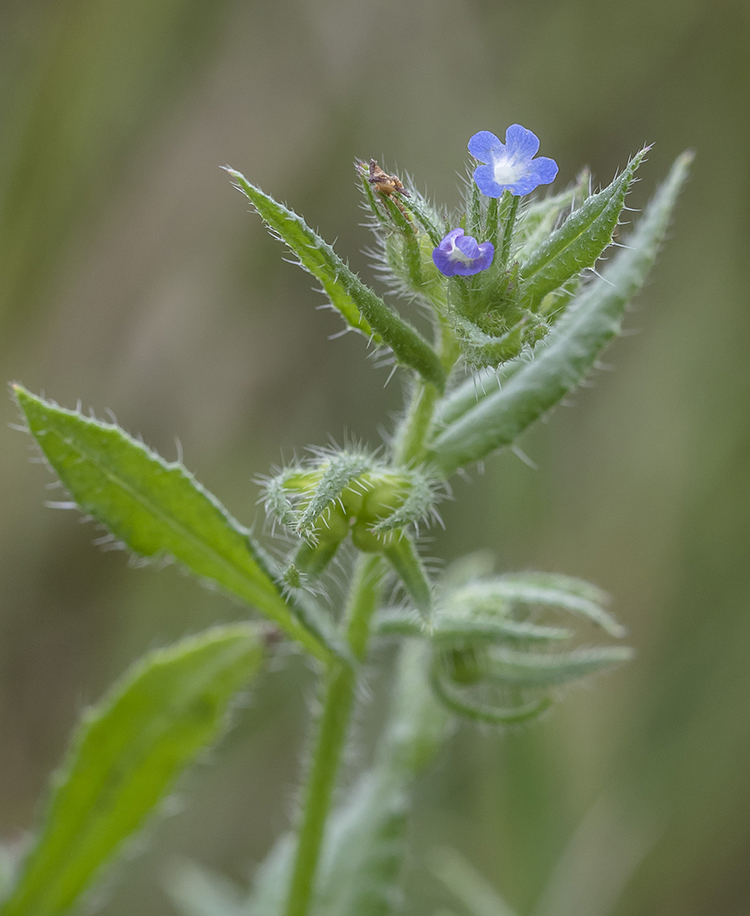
[1,1,749,915]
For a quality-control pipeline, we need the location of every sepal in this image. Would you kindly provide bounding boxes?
[356,161,447,310]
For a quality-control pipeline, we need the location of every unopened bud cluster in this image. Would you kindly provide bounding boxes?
[262,451,439,596]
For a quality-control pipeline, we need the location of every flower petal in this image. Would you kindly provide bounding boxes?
[432,247,459,276]
[504,124,540,160]
[432,230,495,277]
[468,131,504,163]
[440,228,465,246]
[451,241,495,276]
[472,163,503,198]
[473,241,495,272]
[507,157,559,196]
[455,234,481,259]
[527,156,559,186]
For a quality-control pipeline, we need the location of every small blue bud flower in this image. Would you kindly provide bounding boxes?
[432,228,495,277]
[469,125,558,198]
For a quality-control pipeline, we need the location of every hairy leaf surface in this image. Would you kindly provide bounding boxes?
[227,170,445,391]
[14,387,333,662]
[447,572,624,637]
[518,148,647,310]
[0,625,262,916]
[486,645,634,687]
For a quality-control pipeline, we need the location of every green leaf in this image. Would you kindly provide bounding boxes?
[447,573,625,637]
[513,168,591,264]
[374,608,572,644]
[518,148,648,310]
[429,662,551,725]
[14,386,334,663]
[431,362,525,435]
[428,151,693,473]
[313,770,409,916]
[226,170,446,391]
[245,834,295,916]
[0,625,263,916]
[486,645,634,687]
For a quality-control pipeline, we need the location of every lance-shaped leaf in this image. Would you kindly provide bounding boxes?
[486,644,634,687]
[430,661,551,726]
[14,387,335,663]
[518,148,648,311]
[428,151,693,473]
[226,170,445,392]
[312,770,409,916]
[374,607,572,644]
[447,572,625,637]
[0,625,263,916]
[513,168,591,264]
[431,363,525,433]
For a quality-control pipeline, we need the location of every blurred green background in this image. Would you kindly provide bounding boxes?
[1,1,749,914]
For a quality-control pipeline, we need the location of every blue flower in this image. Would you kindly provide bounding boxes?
[469,125,558,198]
[432,228,495,277]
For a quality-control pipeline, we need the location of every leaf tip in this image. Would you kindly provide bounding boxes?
[629,144,652,172]
[9,383,41,423]
[678,148,696,166]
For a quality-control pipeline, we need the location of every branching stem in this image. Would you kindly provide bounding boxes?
[282,341,451,916]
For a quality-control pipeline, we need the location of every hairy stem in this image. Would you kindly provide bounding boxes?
[392,316,460,467]
[392,382,440,467]
[283,352,448,916]
[282,555,383,916]
[500,195,520,268]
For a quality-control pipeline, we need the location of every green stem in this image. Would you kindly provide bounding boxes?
[500,195,520,268]
[282,348,448,916]
[392,319,460,466]
[392,382,439,467]
[282,555,382,916]
[485,197,500,251]
[467,181,482,239]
